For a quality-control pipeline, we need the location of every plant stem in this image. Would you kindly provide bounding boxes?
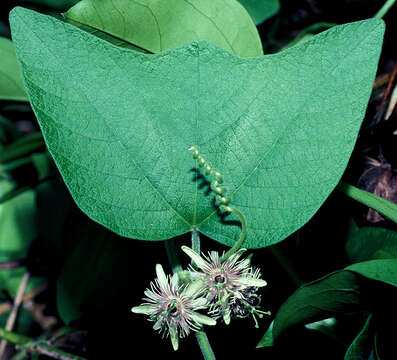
[336,181,397,224]
[164,238,216,360]
[219,206,247,262]
[191,228,200,254]
[0,259,25,270]
[374,0,397,19]
[195,330,216,360]
[164,239,183,273]
[0,328,86,360]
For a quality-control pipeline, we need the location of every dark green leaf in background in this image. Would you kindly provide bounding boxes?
[0,180,41,296]
[10,8,384,248]
[64,0,263,57]
[346,221,397,263]
[57,221,131,324]
[0,37,28,101]
[344,315,375,360]
[18,0,79,11]
[257,259,397,348]
[237,0,280,25]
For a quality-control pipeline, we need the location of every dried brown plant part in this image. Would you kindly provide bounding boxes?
[0,272,30,359]
[358,156,397,223]
[385,84,397,120]
[375,62,397,120]
[373,73,390,90]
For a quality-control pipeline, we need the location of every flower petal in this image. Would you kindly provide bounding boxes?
[227,248,247,265]
[131,305,155,315]
[183,278,206,298]
[181,246,209,271]
[155,264,169,291]
[223,309,231,325]
[169,326,179,351]
[171,273,179,289]
[239,277,267,287]
[190,297,208,309]
[190,311,216,326]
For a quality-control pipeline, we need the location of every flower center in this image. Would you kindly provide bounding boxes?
[215,275,225,284]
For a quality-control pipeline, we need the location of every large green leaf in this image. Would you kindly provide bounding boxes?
[237,0,279,25]
[346,222,397,263]
[257,259,397,348]
[64,0,262,57]
[0,37,28,101]
[10,7,384,248]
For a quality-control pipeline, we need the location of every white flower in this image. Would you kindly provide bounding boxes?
[131,264,216,350]
[181,246,269,326]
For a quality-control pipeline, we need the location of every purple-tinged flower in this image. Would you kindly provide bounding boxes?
[131,264,216,350]
[181,246,269,326]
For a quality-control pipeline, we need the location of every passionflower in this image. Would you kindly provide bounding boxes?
[181,246,269,326]
[131,264,216,350]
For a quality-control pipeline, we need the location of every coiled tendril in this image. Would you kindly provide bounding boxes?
[189,146,247,261]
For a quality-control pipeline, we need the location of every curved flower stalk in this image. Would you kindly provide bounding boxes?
[131,264,216,351]
[181,246,269,327]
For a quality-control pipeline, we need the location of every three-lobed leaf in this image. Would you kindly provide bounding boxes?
[10,7,384,248]
[65,0,262,57]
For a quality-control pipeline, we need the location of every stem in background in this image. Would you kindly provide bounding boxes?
[0,259,25,270]
[0,328,86,360]
[336,181,397,224]
[0,272,30,359]
[219,206,247,262]
[164,238,216,360]
[374,0,396,18]
[164,239,183,273]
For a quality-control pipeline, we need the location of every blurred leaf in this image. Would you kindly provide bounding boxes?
[346,222,397,263]
[18,0,79,11]
[64,0,263,57]
[57,221,131,324]
[237,0,279,25]
[10,8,385,248]
[284,23,336,49]
[257,259,397,348]
[0,37,28,102]
[0,180,40,296]
[31,152,52,179]
[0,308,39,337]
[345,315,375,360]
[0,115,20,147]
[35,179,73,270]
[63,18,151,52]
[0,132,44,164]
